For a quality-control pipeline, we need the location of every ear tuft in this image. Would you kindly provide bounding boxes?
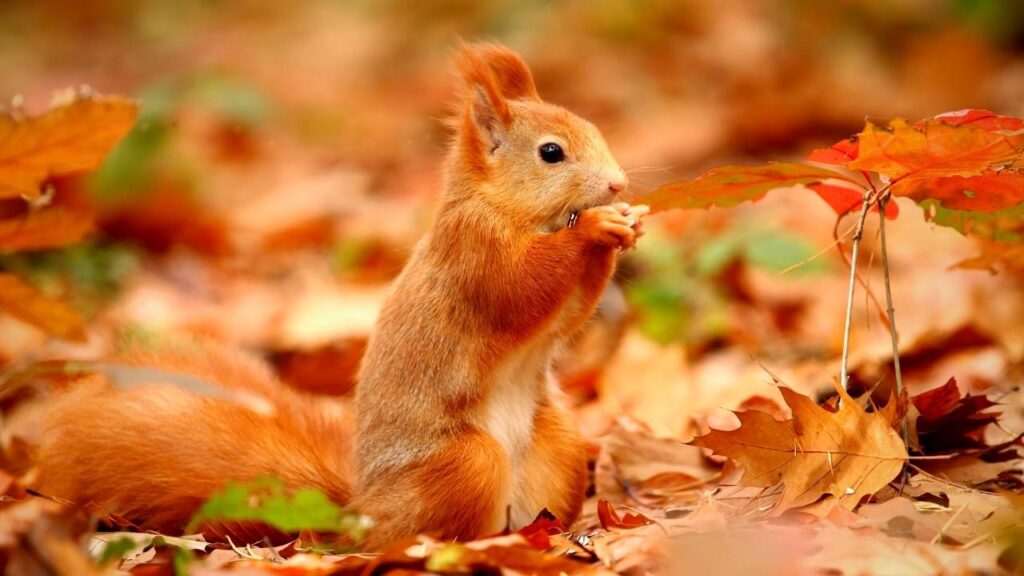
[472,43,540,102]
[454,42,512,126]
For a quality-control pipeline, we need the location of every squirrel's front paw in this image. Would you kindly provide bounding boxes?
[614,203,649,245]
[577,205,638,249]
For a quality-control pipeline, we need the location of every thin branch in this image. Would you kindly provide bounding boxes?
[877,194,911,491]
[840,192,877,392]
[876,195,905,398]
[831,214,888,323]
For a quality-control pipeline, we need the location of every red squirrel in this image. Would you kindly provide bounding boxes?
[34,43,646,549]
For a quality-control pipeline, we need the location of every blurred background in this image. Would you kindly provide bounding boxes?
[2,0,1023,438]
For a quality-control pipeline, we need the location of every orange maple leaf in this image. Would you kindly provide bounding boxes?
[692,386,907,516]
[0,91,138,199]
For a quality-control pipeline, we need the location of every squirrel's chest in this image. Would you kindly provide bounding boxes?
[475,344,551,464]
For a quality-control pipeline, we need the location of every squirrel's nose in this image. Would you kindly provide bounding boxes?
[608,175,628,195]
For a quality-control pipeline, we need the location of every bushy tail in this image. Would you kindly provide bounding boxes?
[34,339,354,537]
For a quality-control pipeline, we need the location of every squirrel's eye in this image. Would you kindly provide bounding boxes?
[539,142,564,164]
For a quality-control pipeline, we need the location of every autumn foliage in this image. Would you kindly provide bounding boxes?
[0,91,137,341]
[1,6,1024,574]
[642,110,1024,261]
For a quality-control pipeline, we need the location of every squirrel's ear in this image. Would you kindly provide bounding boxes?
[455,43,513,153]
[469,85,505,152]
[474,43,539,102]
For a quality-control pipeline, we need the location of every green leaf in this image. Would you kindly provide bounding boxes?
[92,83,178,199]
[192,75,270,127]
[95,536,138,566]
[695,235,741,277]
[638,163,855,214]
[743,232,829,275]
[921,199,1024,243]
[187,477,370,540]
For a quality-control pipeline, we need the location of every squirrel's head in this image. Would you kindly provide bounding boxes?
[449,42,627,230]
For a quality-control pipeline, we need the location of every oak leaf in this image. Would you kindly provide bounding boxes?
[807,182,899,219]
[911,377,1000,453]
[0,91,138,199]
[641,163,858,214]
[806,137,858,165]
[848,118,1023,180]
[692,386,907,515]
[0,273,87,341]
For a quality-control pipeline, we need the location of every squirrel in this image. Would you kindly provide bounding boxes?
[33,42,646,550]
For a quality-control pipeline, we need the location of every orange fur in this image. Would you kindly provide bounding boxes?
[34,43,641,549]
[356,43,638,542]
[36,342,353,536]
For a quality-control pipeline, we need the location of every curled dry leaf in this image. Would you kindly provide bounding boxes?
[691,385,907,516]
[515,509,566,551]
[597,499,654,531]
[0,91,138,198]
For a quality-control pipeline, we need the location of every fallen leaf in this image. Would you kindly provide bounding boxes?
[0,273,87,341]
[516,509,566,550]
[0,209,94,252]
[912,377,1000,452]
[0,91,138,198]
[692,385,907,515]
[806,524,1003,575]
[597,499,654,531]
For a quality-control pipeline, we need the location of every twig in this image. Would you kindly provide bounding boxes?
[831,216,888,326]
[876,192,909,407]
[840,192,877,392]
[779,221,856,276]
[876,192,912,492]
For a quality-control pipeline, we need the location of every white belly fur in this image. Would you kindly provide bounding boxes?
[476,342,550,528]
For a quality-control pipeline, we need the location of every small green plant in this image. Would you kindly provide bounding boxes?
[187,477,372,542]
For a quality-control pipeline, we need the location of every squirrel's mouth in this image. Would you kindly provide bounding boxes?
[542,191,616,233]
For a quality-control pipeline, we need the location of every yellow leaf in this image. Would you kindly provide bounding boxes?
[0,273,87,341]
[0,92,138,199]
[0,210,94,252]
[692,386,907,515]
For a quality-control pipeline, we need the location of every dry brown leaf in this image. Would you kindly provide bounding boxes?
[0,91,137,198]
[692,385,907,515]
[0,273,87,341]
[0,210,94,252]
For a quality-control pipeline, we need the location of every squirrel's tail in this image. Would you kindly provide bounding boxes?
[34,339,354,537]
